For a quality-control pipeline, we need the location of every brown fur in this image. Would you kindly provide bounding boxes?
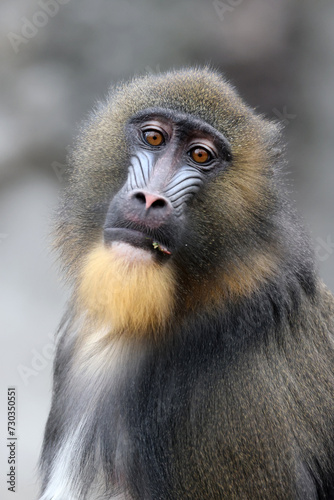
[181,249,279,313]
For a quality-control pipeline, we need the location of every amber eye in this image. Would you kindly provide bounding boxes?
[143,129,164,147]
[189,147,211,164]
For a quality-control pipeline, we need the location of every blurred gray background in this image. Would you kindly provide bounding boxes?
[1,0,334,498]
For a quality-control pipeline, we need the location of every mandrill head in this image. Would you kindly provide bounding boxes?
[55,68,297,339]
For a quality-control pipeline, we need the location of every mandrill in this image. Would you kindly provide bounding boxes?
[39,68,334,499]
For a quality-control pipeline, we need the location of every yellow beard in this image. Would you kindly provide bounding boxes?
[77,243,176,339]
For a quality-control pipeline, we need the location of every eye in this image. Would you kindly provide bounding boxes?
[189,147,212,164]
[143,129,165,147]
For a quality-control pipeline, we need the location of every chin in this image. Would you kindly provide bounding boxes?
[109,241,154,265]
[76,242,176,338]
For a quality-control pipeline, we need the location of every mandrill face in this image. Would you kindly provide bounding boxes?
[57,68,282,338]
[103,108,232,260]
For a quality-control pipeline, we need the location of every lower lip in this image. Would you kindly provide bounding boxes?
[104,228,153,250]
[104,228,172,257]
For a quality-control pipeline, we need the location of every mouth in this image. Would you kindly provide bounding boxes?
[104,228,172,256]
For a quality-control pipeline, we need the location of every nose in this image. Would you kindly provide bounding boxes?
[126,189,172,226]
[132,191,169,210]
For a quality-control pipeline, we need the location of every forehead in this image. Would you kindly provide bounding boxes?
[111,71,258,146]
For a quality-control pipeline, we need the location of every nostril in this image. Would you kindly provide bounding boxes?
[151,198,166,209]
[134,192,146,204]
